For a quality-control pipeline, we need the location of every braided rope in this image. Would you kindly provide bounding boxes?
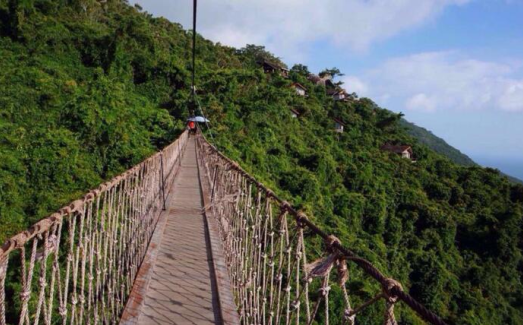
[0,131,189,324]
[196,132,448,325]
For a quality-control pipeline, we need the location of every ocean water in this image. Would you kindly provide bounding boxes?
[473,156,523,182]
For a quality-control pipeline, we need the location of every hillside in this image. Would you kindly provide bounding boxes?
[0,1,522,324]
[399,119,476,166]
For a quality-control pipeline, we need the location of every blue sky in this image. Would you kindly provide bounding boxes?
[132,0,523,179]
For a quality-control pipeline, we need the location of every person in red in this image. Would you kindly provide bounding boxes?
[187,120,196,134]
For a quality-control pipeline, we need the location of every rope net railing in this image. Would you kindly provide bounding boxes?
[196,133,447,325]
[0,131,189,325]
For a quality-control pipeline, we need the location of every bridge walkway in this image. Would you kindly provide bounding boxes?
[122,137,226,324]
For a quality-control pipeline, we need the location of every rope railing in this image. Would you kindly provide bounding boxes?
[0,131,189,325]
[195,132,448,325]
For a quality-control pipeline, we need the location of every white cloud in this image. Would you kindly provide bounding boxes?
[406,93,437,112]
[341,76,369,96]
[498,82,523,111]
[131,0,471,61]
[353,51,523,112]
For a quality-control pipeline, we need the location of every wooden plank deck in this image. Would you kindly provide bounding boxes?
[121,136,239,325]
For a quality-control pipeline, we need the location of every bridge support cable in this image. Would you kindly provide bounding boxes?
[195,132,448,325]
[188,0,216,145]
[0,131,189,325]
[190,0,198,117]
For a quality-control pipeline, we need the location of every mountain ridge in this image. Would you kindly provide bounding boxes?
[400,119,523,184]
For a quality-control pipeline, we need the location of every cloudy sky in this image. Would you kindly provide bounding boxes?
[132,0,523,179]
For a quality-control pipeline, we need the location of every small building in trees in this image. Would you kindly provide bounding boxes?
[329,89,348,101]
[259,60,289,77]
[381,144,414,160]
[290,108,301,118]
[333,118,345,133]
[292,83,307,96]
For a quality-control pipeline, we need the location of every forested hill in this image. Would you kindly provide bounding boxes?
[1,1,522,324]
[399,119,477,167]
[400,120,523,184]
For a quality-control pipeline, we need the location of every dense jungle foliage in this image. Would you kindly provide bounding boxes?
[0,1,522,324]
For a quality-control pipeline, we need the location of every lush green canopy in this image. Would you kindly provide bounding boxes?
[0,1,522,323]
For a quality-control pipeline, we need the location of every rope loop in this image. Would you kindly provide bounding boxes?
[319,285,331,296]
[344,308,356,322]
[336,256,349,286]
[20,290,31,302]
[382,278,402,325]
[325,235,341,250]
[280,201,291,212]
[296,211,308,228]
[382,278,403,303]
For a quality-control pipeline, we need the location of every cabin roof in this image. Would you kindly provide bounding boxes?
[327,88,346,96]
[260,60,286,71]
[290,108,301,115]
[292,83,307,91]
[333,118,346,126]
[381,144,412,154]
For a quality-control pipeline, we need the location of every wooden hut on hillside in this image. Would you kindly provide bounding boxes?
[381,144,414,160]
[292,83,307,96]
[259,60,289,77]
[333,118,345,133]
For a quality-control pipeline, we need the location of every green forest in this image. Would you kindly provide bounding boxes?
[0,1,522,324]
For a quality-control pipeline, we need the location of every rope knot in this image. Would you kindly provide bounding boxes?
[344,308,356,322]
[319,286,331,296]
[39,277,47,288]
[325,235,341,250]
[382,278,403,303]
[59,307,67,317]
[20,290,31,302]
[296,211,308,228]
[336,257,349,286]
[280,201,291,212]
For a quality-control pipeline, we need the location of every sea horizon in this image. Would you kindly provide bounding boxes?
[473,155,523,181]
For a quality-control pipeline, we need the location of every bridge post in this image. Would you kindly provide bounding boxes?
[159,152,167,211]
[178,140,182,167]
[0,257,7,325]
[211,165,218,202]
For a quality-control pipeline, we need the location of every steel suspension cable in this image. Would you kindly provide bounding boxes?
[190,0,216,145]
[190,0,197,116]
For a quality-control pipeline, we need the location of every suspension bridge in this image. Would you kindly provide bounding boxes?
[0,131,448,325]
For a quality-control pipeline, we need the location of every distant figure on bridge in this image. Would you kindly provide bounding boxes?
[187,116,210,135]
[187,120,197,134]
